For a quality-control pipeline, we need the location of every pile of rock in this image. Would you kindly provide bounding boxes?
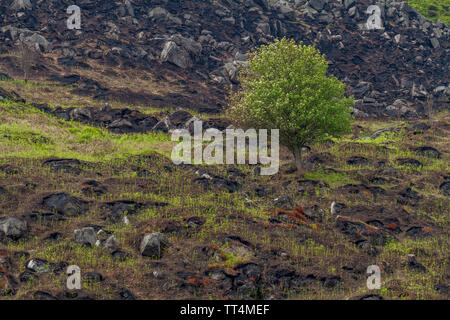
[0,0,448,117]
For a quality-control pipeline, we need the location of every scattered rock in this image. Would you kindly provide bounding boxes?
[103,235,119,251]
[396,158,423,169]
[84,272,104,284]
[347,156,369,166]
[119,288,136,300]
[74,227,97,247]
[43,193,88,216]
[0,217,28,240]
[140,232,170,258]
[440,182,450,196]
[415,146,441,159]
[405,226,431,238]
[19,270,38,283]
[43,159,84,175]
[406,254,426,272]
[81,180,107,196]
[33,291,57,300]
[26,259,50,274]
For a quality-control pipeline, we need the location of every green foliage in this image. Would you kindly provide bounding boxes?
[407,0,450,23]
[227,38,354,165]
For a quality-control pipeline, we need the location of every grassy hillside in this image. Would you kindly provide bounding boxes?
[1,83,449,299]
[408,0,450,23]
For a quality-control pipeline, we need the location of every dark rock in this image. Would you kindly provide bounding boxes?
[406,255,426,272]
[369,177,387,185]
[347,156,369,166]
[415,146,441,159]
[396,158,423,169]
[119,288,136,300]
[19,271,38,283]
[398,188,420,205]
[26,212,64,223]
[336,216,385,245]
[273,196,293,209]
[360,294,384,300]
[0,165,20,175]
[440,182,450,196]
[84,272,104,283]
[434,283,450,296]
[33,291,57,300]
[321,276,343,289]
[193,173,241,193]
[81,180,107,196]
[169,109,193,127]
[44,232,63,241]
[405,226,431,238]
[42,193,88,216]
[186,217,204,228]
[330,202,346,214]
[101,200,142,223]
[43,159,84,175]
[111,250,130,261]
[412,123,430,131]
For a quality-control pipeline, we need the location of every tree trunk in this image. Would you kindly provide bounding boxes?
[292,145,303,171]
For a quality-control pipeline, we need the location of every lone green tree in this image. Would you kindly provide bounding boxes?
[227,38,354,171]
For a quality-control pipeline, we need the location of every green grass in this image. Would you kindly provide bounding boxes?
[0,103,172,162]
[408,0,450,23]
[303,170,358,187]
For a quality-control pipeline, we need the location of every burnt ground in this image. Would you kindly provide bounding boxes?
[0,0,449,116]
[0,100,448,300]
[0,0,448,301]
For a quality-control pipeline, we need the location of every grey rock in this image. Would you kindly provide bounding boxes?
[309,0,326,11]
[148,7,169,19]
[104,235,119,251]
[140,232,170,258]
[27,258,50,274]
[70,108,92,121]
[152,117,173,133]
[160,41,191,69]
[0,217,27,240]
[344,0,355,9]
[21,33,52,53]
[74,227,97,247]
[430,38,440,49]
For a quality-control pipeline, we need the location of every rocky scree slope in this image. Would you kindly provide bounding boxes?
[0,0,448,116]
